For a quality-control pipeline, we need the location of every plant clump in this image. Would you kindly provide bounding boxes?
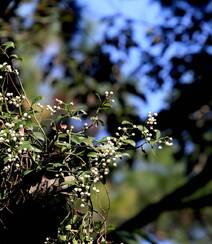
[0,42,172,243]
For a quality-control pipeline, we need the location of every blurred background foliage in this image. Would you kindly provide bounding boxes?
[0,0,212,243]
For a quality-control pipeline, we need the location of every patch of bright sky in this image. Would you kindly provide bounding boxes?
[79,0,165,56]
[15,0,192,115]
[78,0,172,116]
[78,0,212,117]
[16,0,211,115]
[16,0,38,28]
[79,0,162,21]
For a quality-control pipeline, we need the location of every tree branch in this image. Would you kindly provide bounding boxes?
[168,193,212,211]
[107,155,212,242]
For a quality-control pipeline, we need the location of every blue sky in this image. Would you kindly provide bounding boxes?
[16,0,170,115]
[78,0,171,116]
[18,0,209,116]
[16,0,210,117]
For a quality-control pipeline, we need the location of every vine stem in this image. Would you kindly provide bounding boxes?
[1,45,48,150]
[15,74,48,150]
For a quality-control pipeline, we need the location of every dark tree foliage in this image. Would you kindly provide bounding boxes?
[108,0,212,241]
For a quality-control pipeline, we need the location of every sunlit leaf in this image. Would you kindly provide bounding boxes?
[122,120,132,125]
[2,41,15,50]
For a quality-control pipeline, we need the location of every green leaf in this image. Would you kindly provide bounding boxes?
[122,120,132,125]
[124,139,136,147]
[72,215,78,224]
[32,96,43,105]
[88,152,97,158]
[31,145,42,153]
[155,130,161,140]
[33,147,42,153]
[20,141,42,152]
[33,132,45,141]
[75,107,87,115]
[23,169,33,176]
[71,135,84,144]
[47,163,63,169]
[73,238,78,244]
[59,235,67,241]
[71,116,81,121]
[65,224,72,231]
[137,125,145,132]
[97,136,108,144]
[107,224,116,232]
[19,141,33,149]
[2,41,15,50]
[95,93,102,103]
[102,102,111,108]
[83,136,94,145]
[10,54,22,61]
[98,119,104,126]
[62,176,75,186]
[121,152,130,158]
[71,135,93,146]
